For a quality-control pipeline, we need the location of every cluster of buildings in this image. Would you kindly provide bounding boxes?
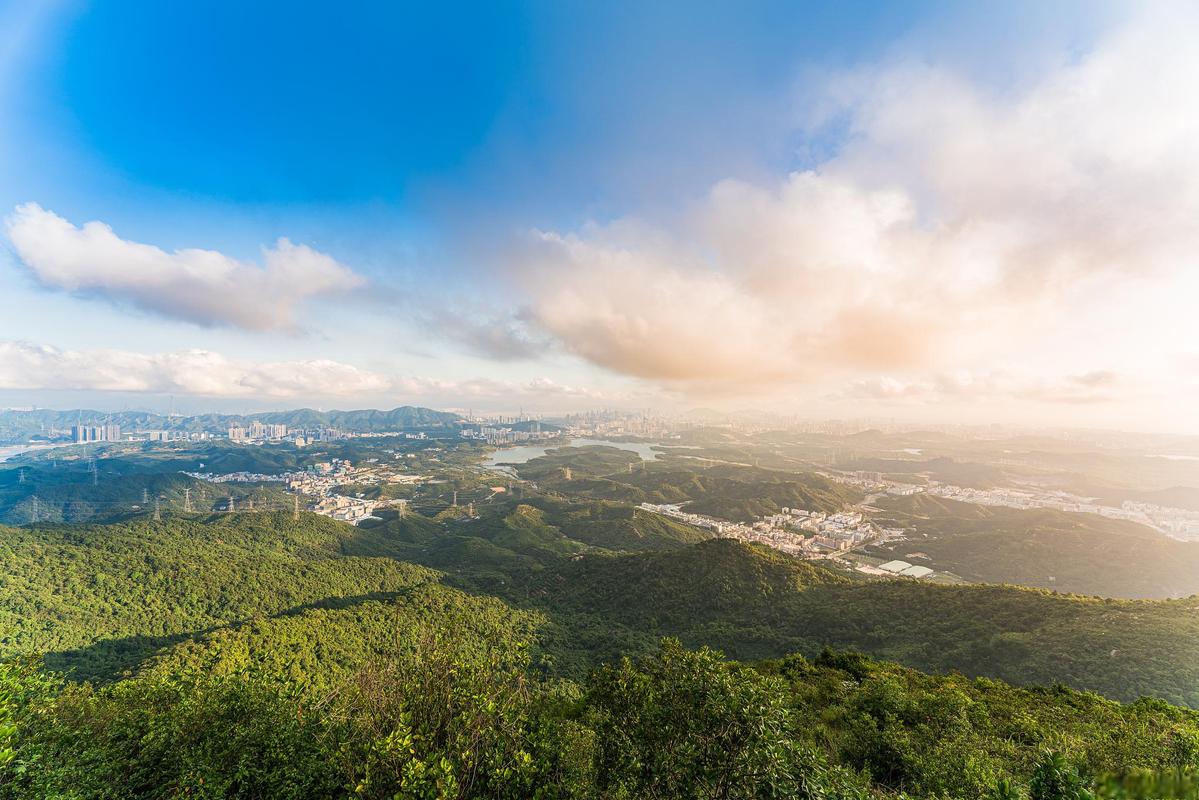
[830,471,925,496]
[185,456,429,526]
[184,470,286,484]
[228,422,290,442]
[225,423,364,447]
[284,458,427,525]
[1123,501,1199,540]
[829,465,1199,543]
[309,493,382,524]
[71,424,121,443]
[767,508,893,552]
[141,430,201,442]
[922,482,1199,535]
[561,410,677,439]
[637,502,893,559]
[461,422,557,445]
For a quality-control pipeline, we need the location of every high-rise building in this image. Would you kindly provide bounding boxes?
[72,424,121,443]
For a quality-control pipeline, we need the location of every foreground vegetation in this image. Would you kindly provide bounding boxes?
[6,631,1199,799]
[6,452,1199,796]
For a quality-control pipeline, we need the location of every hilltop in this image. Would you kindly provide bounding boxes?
[515,446,861,521]
[517,538,1199,706]
[872,493,1199,598]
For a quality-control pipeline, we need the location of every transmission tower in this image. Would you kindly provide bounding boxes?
[292,494,300,521]
[29,495,38,523]
[227,495,235,513]
[452,490,458,507]
[17,468,25,484]
[183,488,192,512]
[143,487,150,504]
[397,499,407,519]
[153,497,161,521]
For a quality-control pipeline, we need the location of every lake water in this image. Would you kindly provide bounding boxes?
[483,438,664,471]
[0,443,70,463]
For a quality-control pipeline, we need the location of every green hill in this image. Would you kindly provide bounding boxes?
[515,447,860,521]
[5,513,1199,796]
[518,538,1199,707]
[8,511,1199,706]
[872,493,1199,598]
[0,513,437,679]
[0,465,293,524]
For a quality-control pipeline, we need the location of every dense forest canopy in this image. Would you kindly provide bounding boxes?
[4,435,1199,798]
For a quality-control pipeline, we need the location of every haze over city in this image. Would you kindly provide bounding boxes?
[1,1,1196,432]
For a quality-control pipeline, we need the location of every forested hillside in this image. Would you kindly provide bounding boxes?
[5,510,1199,796]
[514,538,1199,706]
[872,493,1199,598]
[6,512,1199,705]
[0,513,437,679]
[514,446,861,521]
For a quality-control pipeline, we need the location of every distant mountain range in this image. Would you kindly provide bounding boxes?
[0,406,464,442]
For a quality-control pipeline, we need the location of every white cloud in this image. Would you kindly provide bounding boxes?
[516,5,1199,419]
[5,203,364,330]
[0,340,641,409]
[0,341,392,398]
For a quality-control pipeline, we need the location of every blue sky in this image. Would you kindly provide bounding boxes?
[1,0,1195,431]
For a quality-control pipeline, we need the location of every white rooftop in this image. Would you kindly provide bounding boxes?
[878,559,912,573]
[899,565,934,578]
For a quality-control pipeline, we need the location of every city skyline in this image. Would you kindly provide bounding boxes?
[1,2,1196,433]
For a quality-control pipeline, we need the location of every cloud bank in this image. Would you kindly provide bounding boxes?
[0,340,620,407]
[5,203,364,330]
[518,6,1199,410]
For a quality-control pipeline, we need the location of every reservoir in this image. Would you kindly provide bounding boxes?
[482,438,663,473]
[0,443,70,463]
